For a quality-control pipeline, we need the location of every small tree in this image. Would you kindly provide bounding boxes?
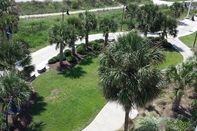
[99,17,118,47]
[98,30,165,131]
[166,56,197,111]
[0,40,34,80]
[67,17,84,55]
[48,23,70,66]
[125,3,138,29]
[136,4,162,37]
[170,2,184,18]
[78,11,97,48]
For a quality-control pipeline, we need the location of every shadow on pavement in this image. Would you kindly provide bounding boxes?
[178,21,188,26]
[172,44,185,52]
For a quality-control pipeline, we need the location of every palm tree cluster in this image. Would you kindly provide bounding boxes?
[46,2,187,131]
[0,0,34,130]
[48,10,118,67]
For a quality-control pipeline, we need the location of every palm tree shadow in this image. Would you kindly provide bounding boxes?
[31,93,47,116]
[59,66,86,78]
[78,54,97,66]
[27,122,45,131]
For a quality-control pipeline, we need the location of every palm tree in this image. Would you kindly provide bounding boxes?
[0,0,19,40]
[97,30,165,131]
[160,15,178,40]
[170,2,184,18]
[125,3,138,29]
[67,17,84,55]
[0,71,31,110]
[78,11,97,48]
[0,40,34,80]
[166,57,197,111]
[48,23,70,66]
[99,17,118,47]
[136,4,162,37]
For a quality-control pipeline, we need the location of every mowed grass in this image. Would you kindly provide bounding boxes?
[32,54,105,131]
[156,49,183,70]
[179,32,197,48]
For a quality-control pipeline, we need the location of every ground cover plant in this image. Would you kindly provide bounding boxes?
[32,54,105,131]
[17,0,152,15]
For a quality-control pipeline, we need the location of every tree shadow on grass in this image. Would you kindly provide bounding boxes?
[59,66,87,79]
[31,93,47,116]
[27,122,46,131]
[78,54,97,66]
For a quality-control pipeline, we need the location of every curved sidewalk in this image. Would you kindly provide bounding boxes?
[82,18,197,131]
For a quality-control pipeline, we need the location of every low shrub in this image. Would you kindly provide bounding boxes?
[66,56,77,63]
[88,41,95,47]
[92,43,102,51]
[48,56,58,64]
[56,53,66,60]
[63,49,72,57]
[94,38,104,43]
[76,44,86,54]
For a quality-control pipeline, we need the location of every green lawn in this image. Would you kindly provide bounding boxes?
[156,49,183,70]
[179,32,197,48]
[31,49,183,130]
[32,54,105,131]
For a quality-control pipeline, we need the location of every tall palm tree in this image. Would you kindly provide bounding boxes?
[0,71,31,110]
[67,17,84,55]
[170,2,184,18]
[125,3,138,29]
[166,56,197,111]
[78,11,97,48]
[48,23,70,66]
[136,4,162,37]
[97,30,165,131]
[0,40,34,80]
[99,17,118,47]
[160,15,178,40]
[0,0,19,40]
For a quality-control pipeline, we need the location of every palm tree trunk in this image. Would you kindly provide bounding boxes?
[85,31,89,48]
[172,91,183,111]
[60,43,63,66]
[129,16,133,29]
[124,110,130,131]
[144,28,148,37]
[104,33,108,47]
[72,42,75,56]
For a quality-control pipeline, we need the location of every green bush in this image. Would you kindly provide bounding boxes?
[71,0,79,9]
[56,53,66,60]
[92,43,102,51]
[63,49,71,57]
[48,56,58,64]
[66,56,77,63]
[97,38,104,43]
[76,44,86,54]
[88,41,95,47]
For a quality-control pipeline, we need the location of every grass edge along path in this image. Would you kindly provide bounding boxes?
[31,48,182,131]
[32,54,105,131]
[179,31,197,48]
